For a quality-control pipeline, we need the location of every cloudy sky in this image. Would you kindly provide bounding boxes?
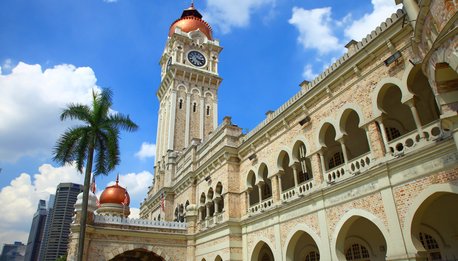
[0,0,400,247]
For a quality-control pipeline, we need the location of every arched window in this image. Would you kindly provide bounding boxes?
[297,143,312,183]
[179,99,183,109]
[385,127,401,141]
[193,102,197,112]
[419,232,442,261]
[329,152,344,169]
[206,105,210,116]
[305,251,320,261]
[345,244,370,261]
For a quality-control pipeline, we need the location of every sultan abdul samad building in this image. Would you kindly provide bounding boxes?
[67,0,458,260]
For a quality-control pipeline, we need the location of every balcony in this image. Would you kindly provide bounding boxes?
[387,121,448,158]
[248,198,274,215]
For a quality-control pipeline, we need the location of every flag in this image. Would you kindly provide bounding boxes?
[160,192,165,211]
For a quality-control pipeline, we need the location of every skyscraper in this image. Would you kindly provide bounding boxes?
[0,241,26,261]
[24,200,47,261]
[38,194,54,261]
[41,183,82,261]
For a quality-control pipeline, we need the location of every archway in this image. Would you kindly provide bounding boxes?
[407,65,440,125]
[215,255,223,261]
[285,230,320,261]
[247,170,260,206]
[410,192,458,260]
[278,150,295,191]
[292,140,313,184]
[376,84,416,141]
[319,123,343,170]
[340,109,370,160]
[336,216,387,261]
[110,248,164,261]
[251,241,275,261]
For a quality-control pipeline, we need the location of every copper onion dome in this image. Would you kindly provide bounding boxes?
[169,3,213,40]
[99,176,130,206]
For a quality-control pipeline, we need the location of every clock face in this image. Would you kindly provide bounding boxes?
[187,51,206,67]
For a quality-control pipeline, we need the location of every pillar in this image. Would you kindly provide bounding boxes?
[406,100,425,139]
[376,118,390,154]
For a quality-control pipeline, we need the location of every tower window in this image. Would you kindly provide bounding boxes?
[193,102,197,112]
[179,99,183,109]
[206,105,210,116]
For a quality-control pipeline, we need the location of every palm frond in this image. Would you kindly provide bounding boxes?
[60,104,92,123]
[53,126,89,167]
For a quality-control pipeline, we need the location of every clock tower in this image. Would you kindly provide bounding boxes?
[154,3,222,186]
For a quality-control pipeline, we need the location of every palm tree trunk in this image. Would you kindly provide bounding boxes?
[77,143,94,261]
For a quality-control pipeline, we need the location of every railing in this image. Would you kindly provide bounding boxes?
[348,152,373,174]
[297,180,315,196]
[248,198,274,214]
[94,215,187,230]
[199,212,224,229]
[388,121,447,157]
[326,164,346,184]
[281,186,297,202]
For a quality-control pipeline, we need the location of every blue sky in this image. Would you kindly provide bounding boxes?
[0,0,400,246]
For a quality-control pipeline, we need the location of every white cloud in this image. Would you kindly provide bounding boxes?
[288,7,343,55]
[302,64,318,80]
[135,142,156,160]
[345,0,401,41]
[0,164,84,247]
[0,62,101,163]
[204,0,275,33]
[107,171,153,206]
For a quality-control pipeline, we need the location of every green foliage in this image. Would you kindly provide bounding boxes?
[52,88,137,261]
[53,88,138,175]
[56,255,67,261]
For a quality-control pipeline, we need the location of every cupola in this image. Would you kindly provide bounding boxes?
[168,3,213,40]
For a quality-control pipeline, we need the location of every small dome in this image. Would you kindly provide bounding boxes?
[169,4,213,40]
[99,178,130,206]
[75,191,98,213]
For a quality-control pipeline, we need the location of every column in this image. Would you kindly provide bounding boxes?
[311,153,323,184]
[318,151,326,174]
[338,138,349,167]
[185,93,191,147]
[214,198,220,214]
[206,203,210,218]
[257,184,263,203]
[376,118,390,155]
[271,176,280,202]
[402,0,420,29]
[200,96,205,139]
[407,100,425,139]
[167,91,177,150]
[291,164,299,187]
[213,98,218,130]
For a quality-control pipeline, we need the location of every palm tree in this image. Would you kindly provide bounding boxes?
[53,88,138,261]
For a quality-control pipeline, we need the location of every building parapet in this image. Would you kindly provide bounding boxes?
[241,9,405,144]
[94,215,187,230]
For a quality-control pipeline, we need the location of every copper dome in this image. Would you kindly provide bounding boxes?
[99,178,130,206]
[169,4,213,40]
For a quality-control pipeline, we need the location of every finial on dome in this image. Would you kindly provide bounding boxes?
[191,0,194,8]
[115,173,119,185]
